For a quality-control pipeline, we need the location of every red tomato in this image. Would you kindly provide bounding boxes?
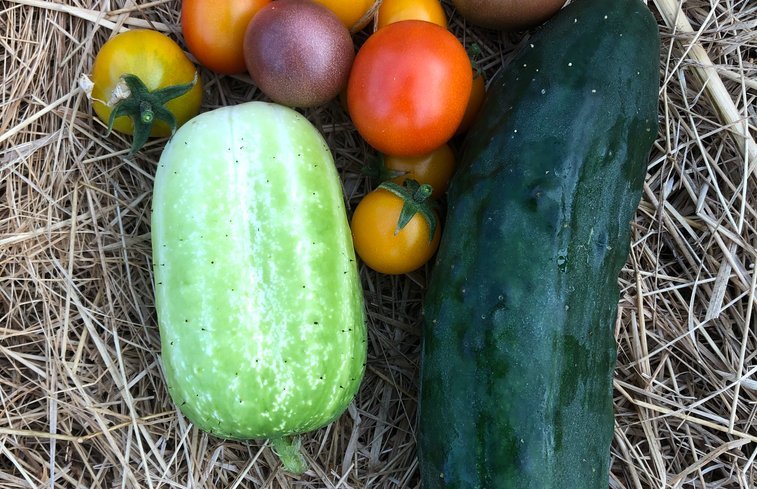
[182,0,271,74]
[347,20,472,157]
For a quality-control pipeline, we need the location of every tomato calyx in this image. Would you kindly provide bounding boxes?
[361,154,406,181]
[106,73,198,153]
[468,42,485,79]
[378,179,438,242]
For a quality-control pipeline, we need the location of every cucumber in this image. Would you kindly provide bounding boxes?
[418,0,660,486]
[151,101,366,472]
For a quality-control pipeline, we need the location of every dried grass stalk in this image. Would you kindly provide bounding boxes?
[1,0,755,488]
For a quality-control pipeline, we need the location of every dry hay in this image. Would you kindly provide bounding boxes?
[0,0,755,487]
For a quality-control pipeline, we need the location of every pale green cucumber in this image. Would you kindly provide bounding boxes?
[151,101,366,472]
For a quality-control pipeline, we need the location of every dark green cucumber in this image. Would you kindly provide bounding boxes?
[418,0,659,487]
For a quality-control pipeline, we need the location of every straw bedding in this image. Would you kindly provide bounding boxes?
[0,0,755,487]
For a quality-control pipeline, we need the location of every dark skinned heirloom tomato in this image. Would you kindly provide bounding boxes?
[182,0,271,74]
[89,29,202,153]
[347,20,472,157]
[243,0,355,108]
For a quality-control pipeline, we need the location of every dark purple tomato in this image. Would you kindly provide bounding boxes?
[243,0,355,108]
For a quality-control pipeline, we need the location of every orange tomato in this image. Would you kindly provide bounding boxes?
[375,0,447,29]
[384,144,456,200]
[312,0,377,32]
[182,0,271,74]
[351,183,441,275]
[456,70,486,134]
[347,20,472,157]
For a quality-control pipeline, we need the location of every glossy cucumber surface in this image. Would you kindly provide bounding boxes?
[419,0,660,486]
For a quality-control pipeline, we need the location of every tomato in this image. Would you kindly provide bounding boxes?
[452,0,566,30]
[347,21,472,157]
[90,29,202,153]
[243,0,354,108]
[383,144,456,200]
[375,0,447,29]
[456,69,486,135]
[182,0,271,74]
[351,181,441,275]
[312,0,376,32]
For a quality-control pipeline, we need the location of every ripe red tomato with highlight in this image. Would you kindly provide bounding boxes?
[347,20,472,157]
[182,0,271,74]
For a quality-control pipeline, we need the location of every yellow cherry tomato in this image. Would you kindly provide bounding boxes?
[90,30,202,152]
[375,0,447,29]
[384,143,456,200]
[351,183,441,275]
[312,0,377,32]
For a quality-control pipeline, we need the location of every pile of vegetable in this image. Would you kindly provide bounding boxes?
[83,0,660,483]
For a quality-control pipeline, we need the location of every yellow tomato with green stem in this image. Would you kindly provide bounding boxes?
[351,180,441,275]
[89,29,202,153]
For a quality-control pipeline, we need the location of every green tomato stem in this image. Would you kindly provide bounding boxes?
[468,42,485,78]
[360,154,406,181]
[105,73,197,154]
[140,101,155,124]
[378,179,438,242]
